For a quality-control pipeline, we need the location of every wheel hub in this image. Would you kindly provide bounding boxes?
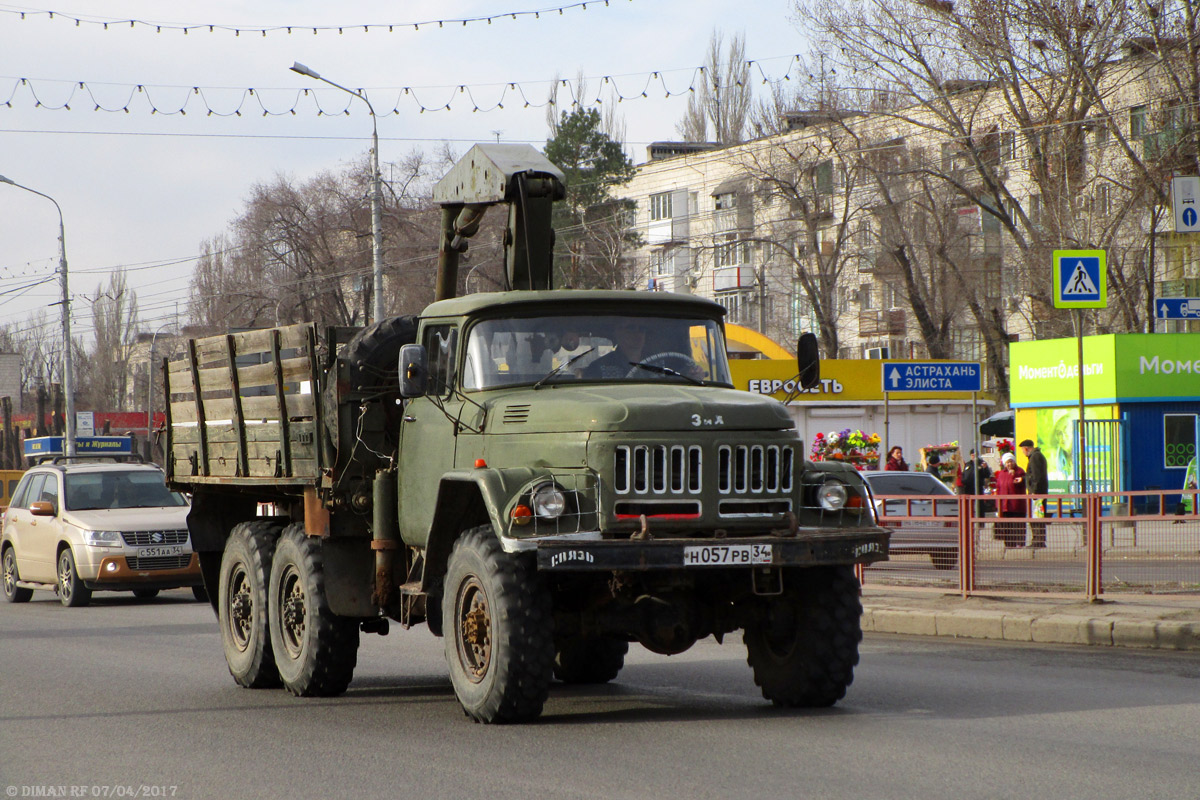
[456,578,492,683]
[279,567,307,658]
[227,568,253,650]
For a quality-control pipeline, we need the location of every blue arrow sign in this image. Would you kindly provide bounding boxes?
[1155,298,1200,320]
[882,362,982,393]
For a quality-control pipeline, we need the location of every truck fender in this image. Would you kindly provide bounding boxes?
[419,468,537,592]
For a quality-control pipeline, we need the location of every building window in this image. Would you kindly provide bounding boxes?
[1130,105,1147,139]
[1093,184,1110,216]
[859,283,873,309]
[999,130,1016,162]
[649,192,673,221]
[716,234,750,268]
[716,289,752,323]
[1164,414,1197,469]
[1028,194,1043,224]
[649,248,673,276]
[714,192,737,211]
[814,160,834,196]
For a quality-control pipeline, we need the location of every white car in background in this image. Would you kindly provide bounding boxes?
[1,460,203,606]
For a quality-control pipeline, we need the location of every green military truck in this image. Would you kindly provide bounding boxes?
[166,144,888,723]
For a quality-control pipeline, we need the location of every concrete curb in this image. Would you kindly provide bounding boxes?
[861,605,1200,651]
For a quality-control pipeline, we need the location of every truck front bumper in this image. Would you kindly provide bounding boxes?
[532,529,889,572]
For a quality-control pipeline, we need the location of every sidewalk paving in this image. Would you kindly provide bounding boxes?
[861,587,1200,651]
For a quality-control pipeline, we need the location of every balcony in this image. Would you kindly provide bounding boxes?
[858,309,907,337]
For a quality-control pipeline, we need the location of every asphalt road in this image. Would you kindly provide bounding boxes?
[2,589,1197,800]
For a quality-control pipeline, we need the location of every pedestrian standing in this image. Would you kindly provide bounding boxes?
[925,451,941,477]
[961,449,992,516]
[994,452,1027,548]
[885,446,909,471]
[1020,438,1049,548]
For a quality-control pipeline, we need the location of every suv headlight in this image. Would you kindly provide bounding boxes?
[817,481,848,511]
[83,530,123,548]
[531,483,567,520]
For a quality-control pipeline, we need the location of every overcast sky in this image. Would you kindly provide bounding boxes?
[0,0,804,340]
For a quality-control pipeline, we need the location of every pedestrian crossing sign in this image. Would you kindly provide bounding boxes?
[1052,249,1106,308]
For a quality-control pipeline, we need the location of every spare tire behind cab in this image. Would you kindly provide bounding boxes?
[323,315,419,449]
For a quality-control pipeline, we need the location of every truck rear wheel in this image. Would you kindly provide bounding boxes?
[744,565,862,708]
[553,636,629,684]
[268,524,360,697]
[219,521,283,689]
[443,526,554,723]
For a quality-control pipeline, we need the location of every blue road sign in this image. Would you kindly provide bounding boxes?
[1052,249,1107,309]
[882,362,982,393]
[23,436,135,457]
[1155,298,1200,320]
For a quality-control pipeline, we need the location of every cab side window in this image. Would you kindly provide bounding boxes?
[424,324,458,397]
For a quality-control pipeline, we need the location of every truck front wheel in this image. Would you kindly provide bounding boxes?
[743,565,862,708]
[218,521,283,688]
[443,526,554,723]
[268,524,360,697]
[553,636,629,684]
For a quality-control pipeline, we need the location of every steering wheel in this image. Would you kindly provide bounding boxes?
[625,351,704,379]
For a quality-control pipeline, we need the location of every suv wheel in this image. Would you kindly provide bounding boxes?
[2,546,33,603]
[57,548,92,608]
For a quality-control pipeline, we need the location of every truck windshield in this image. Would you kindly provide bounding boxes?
[462,314,733,390]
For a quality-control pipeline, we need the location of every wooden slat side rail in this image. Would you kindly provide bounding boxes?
[225,334,249,478]
[271,328,293,477]
[186,339,209,477]
[308,324,325,476]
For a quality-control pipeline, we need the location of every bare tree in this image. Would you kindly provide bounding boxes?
[83,270,139,410]
[677,30,752,144]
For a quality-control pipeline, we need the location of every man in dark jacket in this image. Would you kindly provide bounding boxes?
[1020,439,1049,547]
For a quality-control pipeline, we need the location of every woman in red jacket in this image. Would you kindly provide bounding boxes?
[884,446,909,471]
[993,452,1027,548]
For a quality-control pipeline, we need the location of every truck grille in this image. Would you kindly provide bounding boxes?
[613,444,794,496]
[121,529,189,547]
[613,445,703,494]
[125,554,192,571]
[717,445,793,494]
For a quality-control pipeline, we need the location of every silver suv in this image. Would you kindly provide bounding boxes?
[1,460,201,606]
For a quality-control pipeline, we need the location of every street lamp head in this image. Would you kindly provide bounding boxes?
[0,174,15,186]
[290,62,321,80]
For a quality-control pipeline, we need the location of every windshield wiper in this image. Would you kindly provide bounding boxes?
[627,361,704,385]
[533,347,596,389]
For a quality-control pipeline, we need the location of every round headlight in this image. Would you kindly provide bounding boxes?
[531,484,567,519]
[817,481,848,511]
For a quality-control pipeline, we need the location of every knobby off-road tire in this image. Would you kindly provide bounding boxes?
[744,565,862,708]
[58,547,92,608]
[2,546,33,603]
[268,524,360,697]
[218,521,283,689]
[443,526,555,724]
[553,636,629,684]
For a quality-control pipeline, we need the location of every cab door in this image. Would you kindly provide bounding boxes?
[398,323,463,548]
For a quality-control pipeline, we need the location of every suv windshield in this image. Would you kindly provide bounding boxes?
[64,470,187,511]
[461,314,732,390]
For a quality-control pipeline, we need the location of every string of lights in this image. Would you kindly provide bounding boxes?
[0,56,804,116]
[0,1,626,36]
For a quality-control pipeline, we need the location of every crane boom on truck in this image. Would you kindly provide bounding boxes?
[166,144,889,723]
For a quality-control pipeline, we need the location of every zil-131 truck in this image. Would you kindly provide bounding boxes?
[166,144,888,723]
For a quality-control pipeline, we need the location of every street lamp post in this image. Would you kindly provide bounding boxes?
[290,61,385,324]
[0,175,76,456]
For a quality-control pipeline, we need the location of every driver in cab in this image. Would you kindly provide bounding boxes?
[583,318,651,379]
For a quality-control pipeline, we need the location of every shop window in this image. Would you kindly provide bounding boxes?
[1164,414,1197,469]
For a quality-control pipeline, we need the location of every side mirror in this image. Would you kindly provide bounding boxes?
[398,344,428,398]
[796,332,820,390]
[30,500,56,517]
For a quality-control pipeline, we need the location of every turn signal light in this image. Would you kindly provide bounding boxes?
[846,494,864,509]
[511,505,533,525]
[475,458,487,468]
